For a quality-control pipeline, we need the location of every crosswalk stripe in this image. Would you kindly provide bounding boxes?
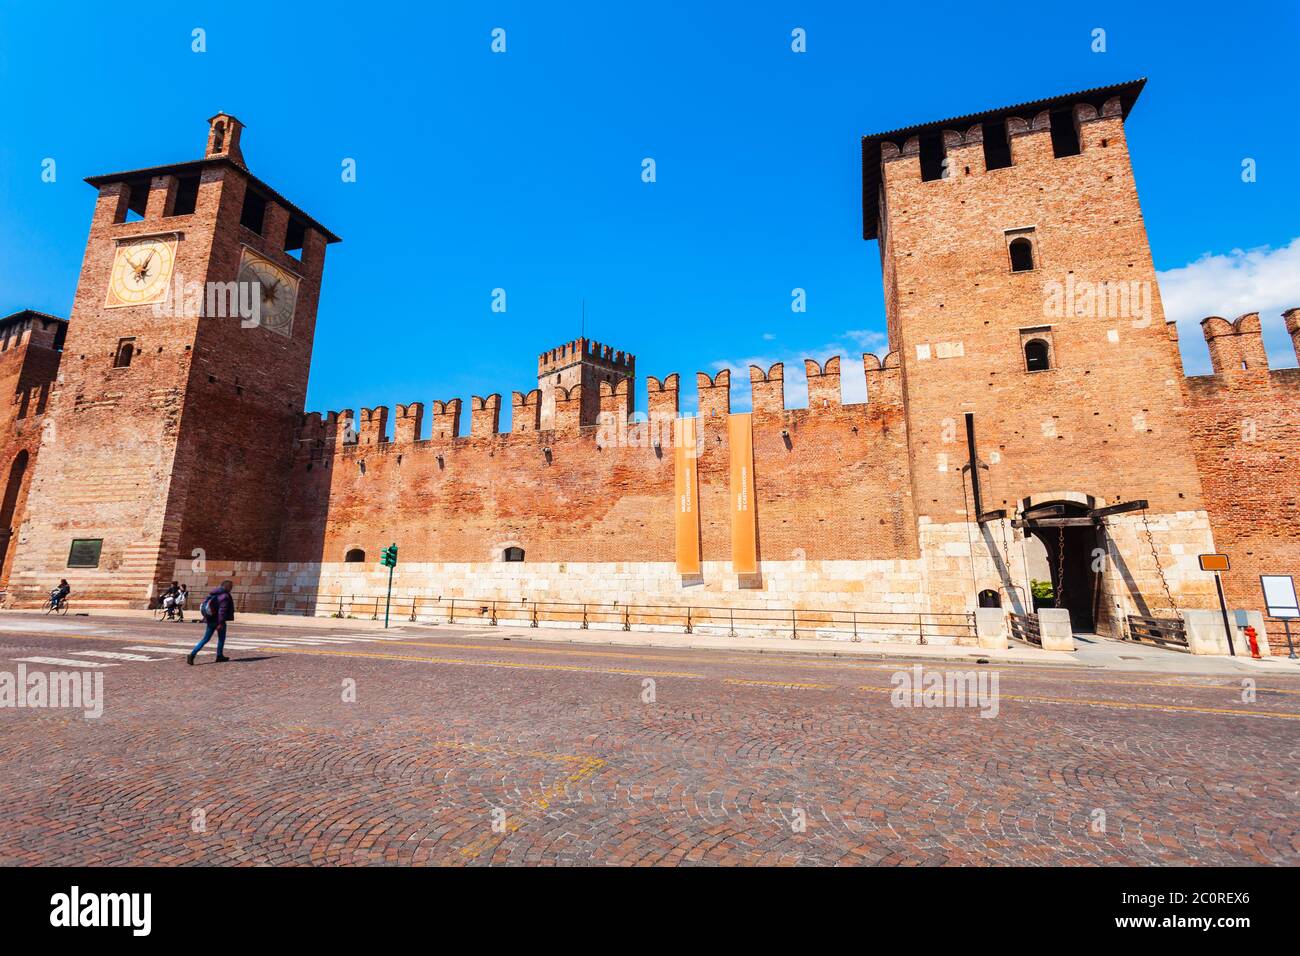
[123,646,191,655]
[72,650,164,662]
[12,656,116,668]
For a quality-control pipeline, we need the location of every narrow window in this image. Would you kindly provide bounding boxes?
[982,119,1012,170]
[171,175,201,216]
[503,546,525,562]
[1008,237,1035,272]
[344,548,366,563]
[122,181,147,223]
[284,217,307,260]
[1024,339,1050,372]
[918,133,945,182]
[212,122,226,152]
[239,189,267,234]
[113,338,135,368]
[1049,109,1081,158]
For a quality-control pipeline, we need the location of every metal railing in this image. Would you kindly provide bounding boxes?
[233,589,976,644]
[1008,612,1041,646]
[1126,614,1188,648]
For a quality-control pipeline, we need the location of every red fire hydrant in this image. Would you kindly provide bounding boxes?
[1243,625,1262,660]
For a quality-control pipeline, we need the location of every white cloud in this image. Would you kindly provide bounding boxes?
[1157,238,1300,372]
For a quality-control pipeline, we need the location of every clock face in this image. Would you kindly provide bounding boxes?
[106,236,176,307]
[237,248,299,337]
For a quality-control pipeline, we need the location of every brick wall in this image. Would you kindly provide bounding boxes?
[277,364,916,583]
[1184,312,1300,653]
[0,314,64,590]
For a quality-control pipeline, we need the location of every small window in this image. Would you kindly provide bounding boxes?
[67,538,103,568]
[344,548,366,563]
[982,119,1012,170]
[978,589,1001,608]
[172,175,201,216]
[239,189,267,235]
[1049,109,1081,158]
[503,547,525,562]
[113,338,135,368]
[918,132,946,182]
[121,180,149,222]
[1008,237,1035,272]
[284,217,307,260]
[1024,339,1051,372]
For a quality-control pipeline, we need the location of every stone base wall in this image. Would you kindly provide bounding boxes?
[171,509,1223,644]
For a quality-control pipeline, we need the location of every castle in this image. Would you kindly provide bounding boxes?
[1,81,1296,650]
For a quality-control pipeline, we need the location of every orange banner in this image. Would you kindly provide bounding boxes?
[728,413,757,574]
[673,417,701,575]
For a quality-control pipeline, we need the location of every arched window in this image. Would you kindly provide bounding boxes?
[213,122,225,152]
[503,546,525,562]
[977,588,1001,608]
[344,548,365,563]
[113,338,135,368]
[1024,339,1051,372]
[1008,237,1035,272]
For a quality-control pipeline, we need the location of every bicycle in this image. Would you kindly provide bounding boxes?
[154,599,184,622]
[44,595,69,616]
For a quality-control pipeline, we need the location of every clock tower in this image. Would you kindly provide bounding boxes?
[6,115,340,606]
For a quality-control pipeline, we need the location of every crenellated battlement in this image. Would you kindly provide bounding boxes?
[537,337,636,376]
[864,80,1142,239]
[749,362,785,416]
[646,374,680,418]
[470,394,502,436]
[805,357,841,409]
[294,346,920,455]
[358,406,388,445]
[511,389,542,433]
[1180,308,1300,386]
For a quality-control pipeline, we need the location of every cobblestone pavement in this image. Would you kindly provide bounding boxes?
[0,614,1296,866]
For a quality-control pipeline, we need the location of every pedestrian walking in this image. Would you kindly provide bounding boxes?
[188,580,236,665]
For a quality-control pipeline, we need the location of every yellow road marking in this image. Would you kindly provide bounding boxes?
[28,630,1300,698]
[858,685,1300,719]
[724,678,834,690]
[252,645,706,679]
[457,755,607,862]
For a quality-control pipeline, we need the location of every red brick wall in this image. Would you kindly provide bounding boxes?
[1184,313,1300,653]
[0,316,63,590]
[277,369,916,571]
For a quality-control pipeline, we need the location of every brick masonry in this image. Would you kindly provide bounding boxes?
[2,88,1297,651]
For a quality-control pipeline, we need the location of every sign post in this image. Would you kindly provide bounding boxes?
[1199,553,1234,656]
[380,543,398,629]
[1261,574,1298,660]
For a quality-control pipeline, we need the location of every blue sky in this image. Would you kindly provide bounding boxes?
[2,1,1297,424]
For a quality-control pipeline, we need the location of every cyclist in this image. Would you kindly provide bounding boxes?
[161,581,181,620]
[49,579,70,610]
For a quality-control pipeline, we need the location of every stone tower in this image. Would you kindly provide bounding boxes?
[536,338,635,428]
[7,114,340,606]
[864,79,1213,631]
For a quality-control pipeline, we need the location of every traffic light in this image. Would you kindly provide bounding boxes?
[380,543,398,568]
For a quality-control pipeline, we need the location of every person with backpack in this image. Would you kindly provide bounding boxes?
[188,580,236,665]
